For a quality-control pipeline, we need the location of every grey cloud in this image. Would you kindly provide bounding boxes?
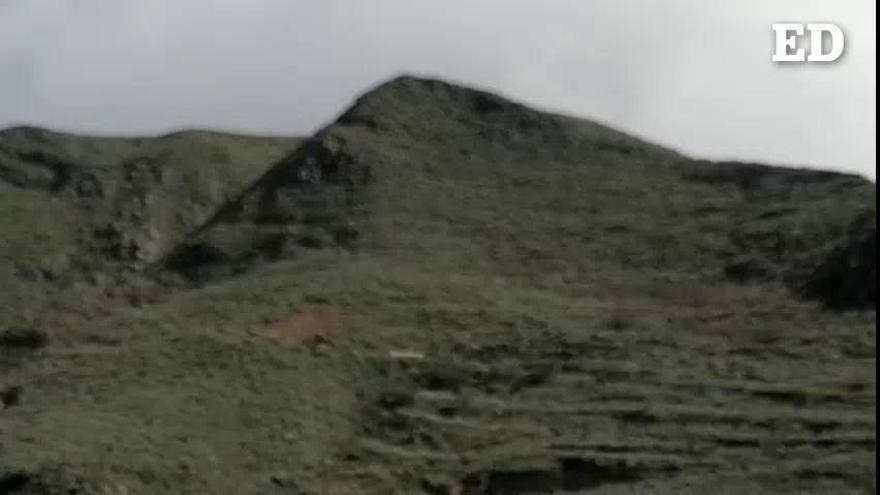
[0,0,874,178]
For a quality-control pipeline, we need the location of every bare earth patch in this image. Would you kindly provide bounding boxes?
[33,284,164,344]
[255,304,354,346]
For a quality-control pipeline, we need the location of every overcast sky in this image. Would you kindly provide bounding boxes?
[0,1,875,178]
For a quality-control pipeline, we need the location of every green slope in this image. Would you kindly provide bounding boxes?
[0,76,875,494]
[0,128,301,322]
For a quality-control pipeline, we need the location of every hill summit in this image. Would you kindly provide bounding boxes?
[163,75,684,282]
[163,75,874,310]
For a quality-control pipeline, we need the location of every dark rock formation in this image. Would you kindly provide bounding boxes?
[164,132,372,282]
[802,211,876,309]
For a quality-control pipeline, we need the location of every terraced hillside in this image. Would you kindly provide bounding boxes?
[0,76,875,494]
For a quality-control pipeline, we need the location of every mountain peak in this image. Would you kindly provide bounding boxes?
[335,74,516,128]
[333,74,680,165]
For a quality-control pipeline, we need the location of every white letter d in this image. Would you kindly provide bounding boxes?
[807,24,845,62]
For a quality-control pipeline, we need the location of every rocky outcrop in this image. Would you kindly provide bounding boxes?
[802,211,876,309]
[163,131,372,282]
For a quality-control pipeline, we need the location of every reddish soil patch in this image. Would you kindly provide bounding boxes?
[81,284,164,318]
[256,304,354,346]
[33,284,164,343]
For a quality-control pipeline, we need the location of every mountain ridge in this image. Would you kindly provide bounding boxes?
[152,75,875,311]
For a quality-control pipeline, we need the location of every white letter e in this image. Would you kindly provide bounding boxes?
[772,24,805,62]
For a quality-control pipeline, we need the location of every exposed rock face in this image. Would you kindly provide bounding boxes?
[802,211,876,309]
[719,200,875,310]
[683,159,876,310]
[164,132,373,282]
[0,147,109,203]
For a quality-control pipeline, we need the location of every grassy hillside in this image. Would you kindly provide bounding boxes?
[0,76,875,494]
[0,128,301,322]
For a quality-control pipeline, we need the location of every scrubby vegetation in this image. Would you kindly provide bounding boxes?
[0,76,874,494]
